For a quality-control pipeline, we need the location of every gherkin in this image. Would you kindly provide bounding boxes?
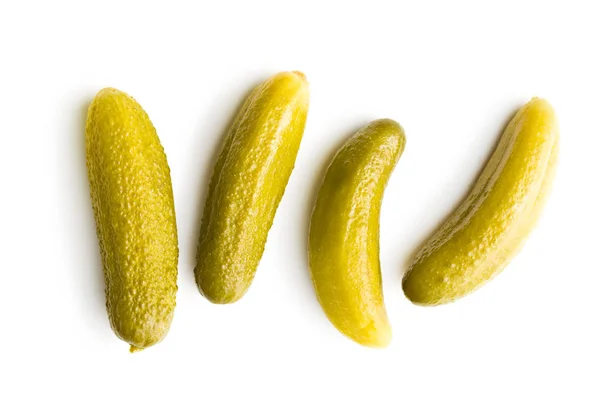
[309,119,406,347]
[195,71,310,304]
[86,88,178,352]
[403,98,559,306]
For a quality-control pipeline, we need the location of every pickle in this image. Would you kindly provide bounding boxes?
[403,98,559,306]
[86,88,178,352]
[195,71,309,303]
[309,119,406,347]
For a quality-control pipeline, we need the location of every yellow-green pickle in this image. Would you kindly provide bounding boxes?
[195,71,309,304]
[86,88,178,352]
[403,98,559,306]
[309,119,406,347]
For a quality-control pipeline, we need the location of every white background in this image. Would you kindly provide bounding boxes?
[1,1,598,399]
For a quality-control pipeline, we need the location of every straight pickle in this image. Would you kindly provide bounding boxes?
[86,88,178,352]
[196,71,309,304]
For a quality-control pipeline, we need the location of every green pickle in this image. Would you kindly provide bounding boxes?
[195,71,310,304]
[403,98,559,306]
[309,119,406,347]
[86,88,178,352]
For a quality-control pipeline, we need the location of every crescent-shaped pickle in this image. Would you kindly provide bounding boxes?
[403,98,559,306]
[309,119,406,347]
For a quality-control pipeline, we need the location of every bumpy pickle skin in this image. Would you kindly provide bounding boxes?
[403,98,559,306]
[86,88,178,352]
[309,119,406,347]
[195,71,309,304]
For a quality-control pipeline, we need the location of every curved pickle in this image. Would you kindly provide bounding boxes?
[86,88,178,352]
[309,119,406,347]
[196,71,310,304]
[403,98,559,306]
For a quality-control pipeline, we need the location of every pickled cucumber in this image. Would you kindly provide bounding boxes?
[195,71,309,304]
[309,119,406,347]
[403,98,559,306]
[86,88,178,352]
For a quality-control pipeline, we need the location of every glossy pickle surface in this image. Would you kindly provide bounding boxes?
[196,72,309,304]
[309,119,406,347]
[403,98,559,306]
